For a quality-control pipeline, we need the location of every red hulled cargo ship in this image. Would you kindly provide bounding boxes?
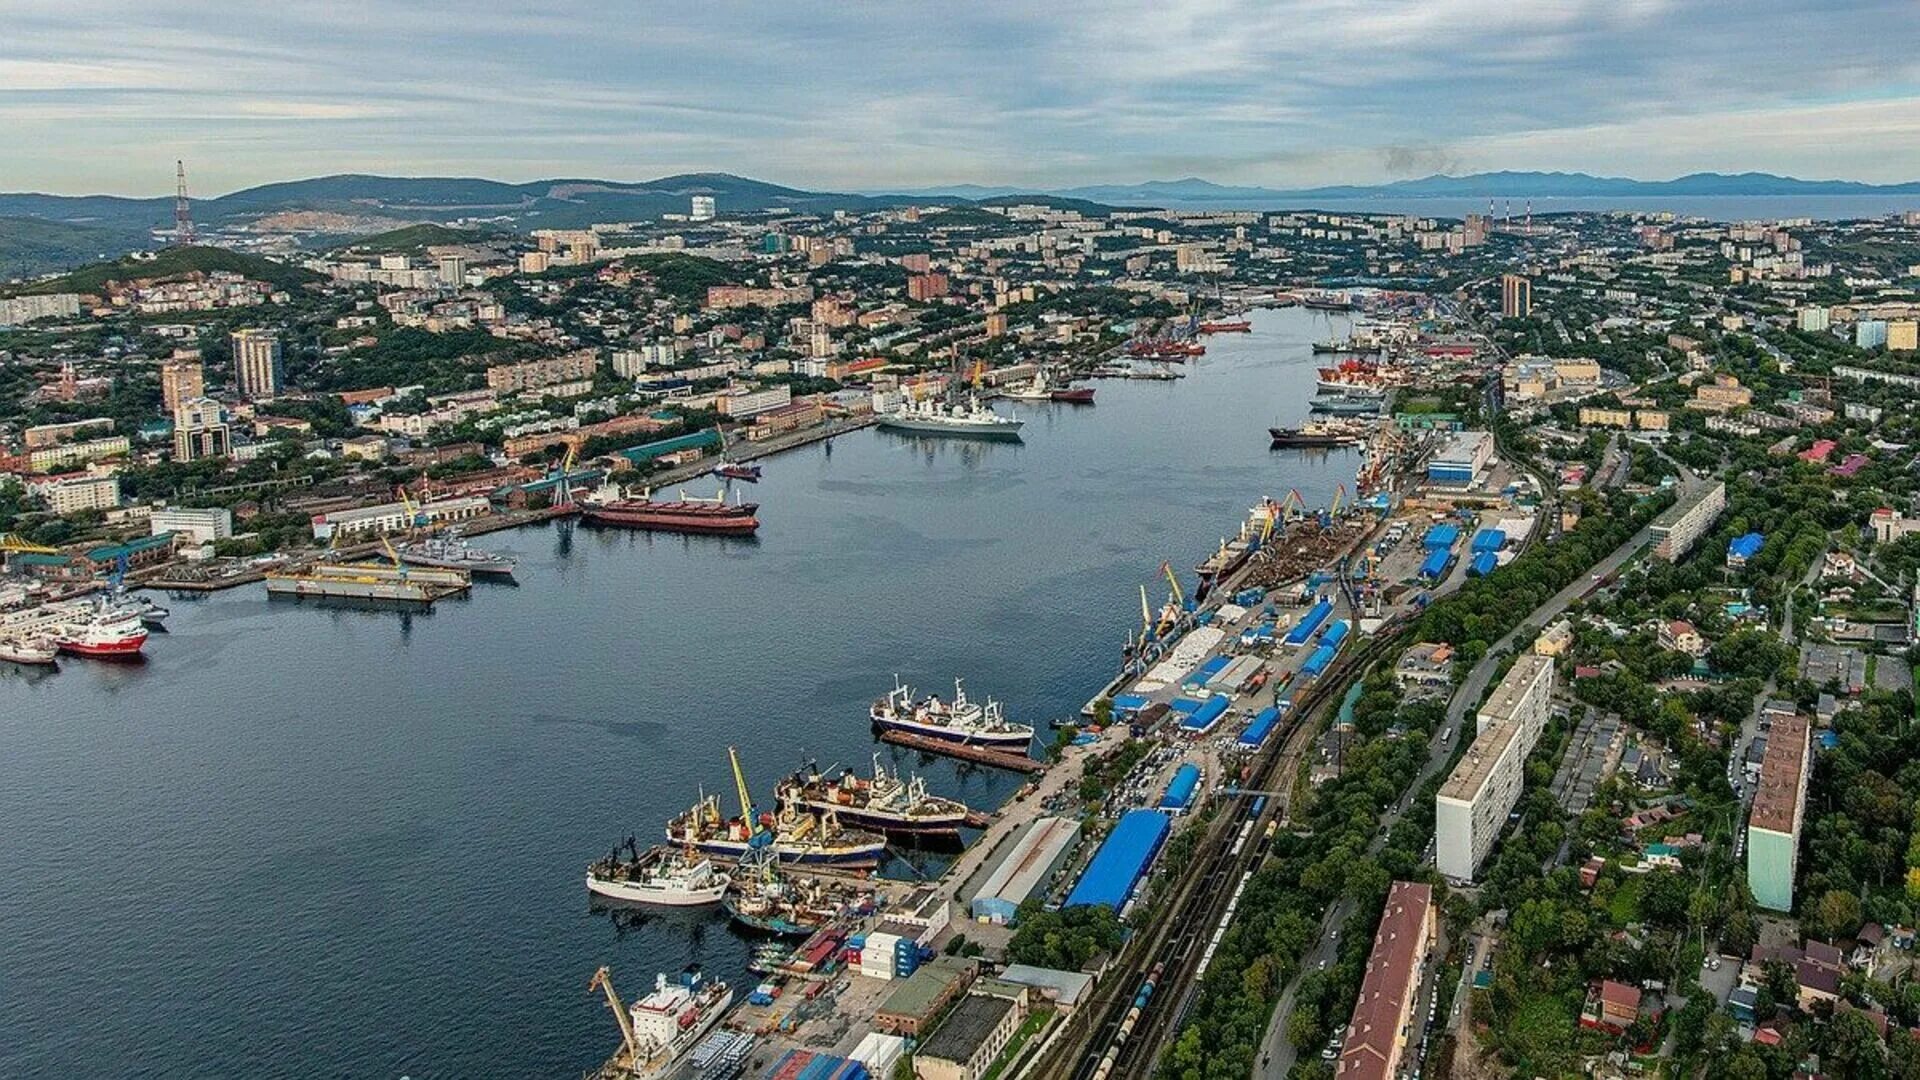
[582,491,760,535]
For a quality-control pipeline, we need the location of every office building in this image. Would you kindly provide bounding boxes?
[231,329,284,400]
[149,506,234,544]
[1436,655,1557,882]
[1336,882,1436,1080]
[1747,713,1811,911]
[1500,274,1532,318]
[171,396,232,461]
[1426,430,1494,487]
[161,350,206,414]
[1650,480,1727,562]
[689,195,715,221]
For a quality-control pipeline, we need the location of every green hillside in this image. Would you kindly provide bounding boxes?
[9,245,323,297]
[620,252,744,302]
[328,223,504,255]
[0,216,148,281]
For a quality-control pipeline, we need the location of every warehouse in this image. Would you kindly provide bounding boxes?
[1239,704,1283,749]
[1426,430,1493,487]
[1158,763,1201,813]
[875,955,978,1036]
[1423,523,1460,551]
[968,817,1081,923]
[1062,809,1171,910]
[1418,549,1452,581]
[1469,528,1507,553]
[1179,694,1230,734]
[1468,552,1499,576]
[1285,598,1334,645]
[913,986,1030,1080]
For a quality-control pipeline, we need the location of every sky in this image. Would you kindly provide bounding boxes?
[5,0,1920,196]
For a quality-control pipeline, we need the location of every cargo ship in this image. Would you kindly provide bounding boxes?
[1194,536,1256,599]
[590,967,733,1080]
[1003,372,1096,405]
[1198,319,1252,333]
[0,598,149,658]
[876,396,1024,439]
[581,487,760,535]
[666,795,887,867]
[1315,359,1389,396]
[395,534,517,577]
[775,756,972,834]
[1050,385,1096,404]
[712,462,762,482]
[1126,339,1205,359]
[870,677,1034,749]
[587,839,729,906]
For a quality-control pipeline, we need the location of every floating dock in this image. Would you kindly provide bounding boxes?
[875,730,1046,773]
[264,562,471,603]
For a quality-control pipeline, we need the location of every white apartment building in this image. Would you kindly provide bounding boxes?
[1437,654,1558,882]
[1650,481,1727,562]
[149,506,234,544]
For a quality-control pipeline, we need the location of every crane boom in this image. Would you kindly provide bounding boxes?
[1160,560,1183,606]
[588,966,640,1063]
[727,746,757,827]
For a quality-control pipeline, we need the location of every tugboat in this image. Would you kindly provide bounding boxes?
[712,462,762,483]
[664,748,888,867]
[589,967,734,1080]
[869,677,1034,749]
[587,838,730,906]
[776,755,972,835]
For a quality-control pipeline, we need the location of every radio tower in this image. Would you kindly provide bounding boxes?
[1525,199,1532,236]
[174,159,196,245]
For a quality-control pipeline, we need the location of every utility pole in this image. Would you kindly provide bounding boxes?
[174,159,196,244]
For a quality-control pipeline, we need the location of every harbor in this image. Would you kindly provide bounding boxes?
[2,307,1374,1079]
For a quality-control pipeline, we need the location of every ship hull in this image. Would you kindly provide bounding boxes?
[671,834,885,867]
[778,797,965,835]
[875,416,1024,439]
[723,905,822,937]
[583,505,760,535]
[398,553,516,577]
[869,716,1032,749]
[585,872,727,906]
[58,633,148,658]
[1049,388,1096,403]
[1269,429,1359,448]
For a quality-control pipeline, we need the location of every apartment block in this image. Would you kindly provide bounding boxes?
[1650,480,1727,562]
[1437,655,1558,881]
[1336,882,1437,1080]
[1747,714,1811,911]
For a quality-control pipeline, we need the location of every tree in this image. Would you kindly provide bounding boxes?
[1808,889,1865,942]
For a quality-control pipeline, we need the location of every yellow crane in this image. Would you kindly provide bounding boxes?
[1139,584,1154,641]
[727,745,758,831]
[1160,560,1184,608]
[588,967,639,1067]
[0,532,58,554]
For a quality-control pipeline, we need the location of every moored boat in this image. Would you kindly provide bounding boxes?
[0,636,58,665]
[396,534,517,577]
[869,677,1033,749]
[590,967,734,1080]
[587,840,730,906]
[775,755,972,834]
[876,396,1024,439]
[582,486,760,535]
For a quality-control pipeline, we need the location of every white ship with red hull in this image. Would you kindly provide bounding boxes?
[0,598,149,658]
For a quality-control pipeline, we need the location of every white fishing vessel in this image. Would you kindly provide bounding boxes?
[587,842,729,906]
[869,677,1034,749]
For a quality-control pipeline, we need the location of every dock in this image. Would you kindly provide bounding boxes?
[875,730,1047,773]
[263,562,471,604]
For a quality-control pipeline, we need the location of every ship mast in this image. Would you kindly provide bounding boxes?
[588,966,639,1066]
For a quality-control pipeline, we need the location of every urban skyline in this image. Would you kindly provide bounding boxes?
[6,0,1920,195]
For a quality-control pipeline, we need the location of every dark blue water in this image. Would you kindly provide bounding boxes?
[1,308,1356,1079]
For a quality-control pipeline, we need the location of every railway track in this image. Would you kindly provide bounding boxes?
[1034,629,1406,1080]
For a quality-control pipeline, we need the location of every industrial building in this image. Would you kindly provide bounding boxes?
[309,494,490,540]
[1158,763,1201,813]
[1650,481,1727,562]
[1426,430,1494,487]
[1336,882,1436,1080]
[1748,713,1812,911]
[967,816,1080,924]
[913,985,1030,1080]
[1062,809,1170,910]
[1437,655,1557,882]
[875,955,978,1036]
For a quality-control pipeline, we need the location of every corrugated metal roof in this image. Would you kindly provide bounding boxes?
[1063,810,1169,909]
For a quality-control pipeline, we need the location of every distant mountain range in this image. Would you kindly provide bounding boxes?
[886,170,1920,203]
[5,168,1920,281]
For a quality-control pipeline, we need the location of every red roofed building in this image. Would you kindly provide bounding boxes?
[1798,439,1837,464]
[1582,980,1642,1032]
[1336,882,1437,1080]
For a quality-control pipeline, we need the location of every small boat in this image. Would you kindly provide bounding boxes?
[587,839,730,906]
[713,462,762,482]
[0,636,58,666]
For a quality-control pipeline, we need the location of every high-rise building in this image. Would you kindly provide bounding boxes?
[1650,480,1727,562]
[1857,320,1889,349]
[1435,655,1556,882]
[1499,274,1532,318]
[436,255,468,287]
[231,329,283,400]
[1747,712,1811,911]
[160,349,205,415]
[690,195,716,221]
[1795,307,1830,333]
[172,396,232,461]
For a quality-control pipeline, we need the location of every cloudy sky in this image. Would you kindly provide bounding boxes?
[6,0,1920,196]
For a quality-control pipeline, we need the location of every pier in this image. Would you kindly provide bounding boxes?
[874,730,1046,773]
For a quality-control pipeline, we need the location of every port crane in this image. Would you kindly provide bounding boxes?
[0,532,58,572]
[588,966,640,1068]
[727,745,770,847]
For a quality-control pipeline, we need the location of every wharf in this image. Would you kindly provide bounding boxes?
[874,730,1046,773]
[647,417,877,489]
[264,562,471,604]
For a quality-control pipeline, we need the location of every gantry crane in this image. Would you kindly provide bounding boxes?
[588,966,639,1068]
